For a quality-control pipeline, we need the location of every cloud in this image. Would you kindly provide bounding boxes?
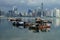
[0,0,60,6]
[27,0,40,5]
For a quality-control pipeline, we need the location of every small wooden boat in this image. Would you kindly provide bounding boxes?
[8,18,16,21]
[12,21,31,28]
[12,21,24,27]
[8,18,21,22]
[29,23,39,32]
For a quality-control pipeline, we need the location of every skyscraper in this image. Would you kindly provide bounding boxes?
[41,2,44,17]
[53,8,60,17]
[13,6,19,15]
[28,9,32,16]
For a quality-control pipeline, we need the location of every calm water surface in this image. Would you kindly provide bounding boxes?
[0,17,60,40]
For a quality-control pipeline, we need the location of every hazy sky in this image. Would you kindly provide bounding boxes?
[0,0,60,11]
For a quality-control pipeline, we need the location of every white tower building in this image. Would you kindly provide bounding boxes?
[53,8,60,26]
[53,8,60,17]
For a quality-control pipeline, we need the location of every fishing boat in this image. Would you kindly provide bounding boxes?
[28,17,52,32]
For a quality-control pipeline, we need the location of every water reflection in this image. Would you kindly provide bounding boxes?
[0,17,60,27]
[6,17,60,33]
[56,19,60,26]
[53,18,60,27]
[0,17,60,40]
[0,19,1,23]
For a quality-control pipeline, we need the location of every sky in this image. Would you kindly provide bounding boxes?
[0,0,60,12]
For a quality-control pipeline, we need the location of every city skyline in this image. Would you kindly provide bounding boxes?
[0,0,60,11]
